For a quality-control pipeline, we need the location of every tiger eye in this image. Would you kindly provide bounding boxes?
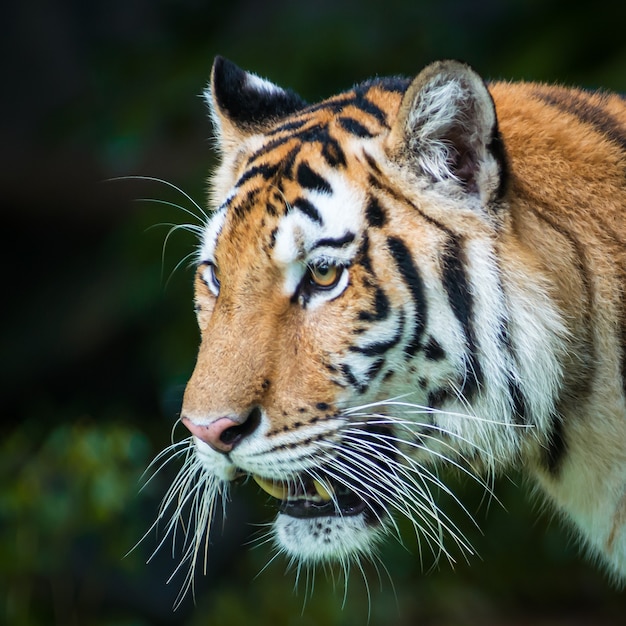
[309,263,341,289]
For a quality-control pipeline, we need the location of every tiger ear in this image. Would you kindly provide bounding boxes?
[387,60,506,201]
[205,56,307,154]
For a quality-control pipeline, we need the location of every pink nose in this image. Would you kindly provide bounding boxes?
[182,416,241,453]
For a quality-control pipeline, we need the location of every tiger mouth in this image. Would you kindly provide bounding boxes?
[252,474,368,519]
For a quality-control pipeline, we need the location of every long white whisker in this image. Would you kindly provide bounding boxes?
[139,440,193,488]
[344,419,498,498]
[329,444,466,561]
[345,400,533,429]
[164,250,200,289]
[108,174,208,221]
[340,431,481,545]
[318,438,458,561]
[138,197,207,227]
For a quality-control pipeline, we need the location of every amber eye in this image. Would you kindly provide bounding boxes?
[308,262,342,289]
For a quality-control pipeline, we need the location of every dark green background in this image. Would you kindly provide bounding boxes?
[3,1,626,624]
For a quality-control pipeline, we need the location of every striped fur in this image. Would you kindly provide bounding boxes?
[170,57,626,588]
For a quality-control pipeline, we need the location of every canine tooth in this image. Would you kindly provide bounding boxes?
[253,475,288,500]
[313,479,334,501]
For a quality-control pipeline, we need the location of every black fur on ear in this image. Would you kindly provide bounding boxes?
[210,56,307,132]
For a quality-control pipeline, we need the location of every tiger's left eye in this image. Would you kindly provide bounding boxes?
[308,262,342,289]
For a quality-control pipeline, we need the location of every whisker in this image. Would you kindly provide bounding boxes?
[340,432,480,544]
[344,399,533,429]
[329,443,467,561]
[140,438,191,477]
[137,197,207,227]
[108,174,208,221]
[345,419,498,496]
[164,250,200,289]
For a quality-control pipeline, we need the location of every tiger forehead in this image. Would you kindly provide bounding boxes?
[217,154,366,263]
[205,81,407,271]
[266,80,405,138]
[240,80,406,172]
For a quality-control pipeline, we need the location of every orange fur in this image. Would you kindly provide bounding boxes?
[177,58,626,580]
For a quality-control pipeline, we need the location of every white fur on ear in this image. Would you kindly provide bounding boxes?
[388,61,505,201]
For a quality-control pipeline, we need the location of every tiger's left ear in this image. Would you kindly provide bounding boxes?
[387,60,507,202]
[205,57,307,154]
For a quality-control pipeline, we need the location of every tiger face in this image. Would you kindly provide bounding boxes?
[170,57,626,584]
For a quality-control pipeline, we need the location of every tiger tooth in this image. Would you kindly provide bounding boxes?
[253,475,289,500]
[313,479,334,501]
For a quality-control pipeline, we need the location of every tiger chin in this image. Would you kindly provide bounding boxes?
[166,56,626,587]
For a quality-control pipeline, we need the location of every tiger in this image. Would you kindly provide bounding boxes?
[167,55,626,589]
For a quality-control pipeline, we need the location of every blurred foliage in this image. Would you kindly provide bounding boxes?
[1,420,150,625]
[3,0,626,624]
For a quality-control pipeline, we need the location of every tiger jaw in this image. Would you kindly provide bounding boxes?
[191,426,395,560]
[254,470,384,560]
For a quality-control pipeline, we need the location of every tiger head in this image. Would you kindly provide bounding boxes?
[177,58,566,569]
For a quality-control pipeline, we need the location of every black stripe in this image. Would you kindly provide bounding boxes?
[296,124,347,167]
[359,287,390,322]
[321,137,347,168]
[304,95,355,116]
[360,75,411,95]
[303,91,387,129]
[312,232,355,249]
[232,189,259,218]
[338,116,375,138]
[341,363,366,394]
[296,162,332,194]
[236,162,280,187]
[423,336,446,361]
[365,357,386,381]
[386,237,427,357]
[441,236,483,398]
[245,123,320,165]
[365,195,387,227]
[356,232,374,274]
[247,118,344,170]
[293,198,323,224]
[350,313,404,356]
[352,90,389,127]
[508,377,527,425]
[487,121,509,201]
[266,117,309,137]
[534,88,626,153]
[499,321,529,426]
[544,412,566,475]
[428,387,453,409]
[366,167,449,232]
[268,227,278,249]
[363,151,383,175]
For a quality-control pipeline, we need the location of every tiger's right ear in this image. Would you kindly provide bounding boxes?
[205,57,307,154]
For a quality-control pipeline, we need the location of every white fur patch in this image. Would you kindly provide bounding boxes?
[273,511,383,564]
[273,174,364,298]
[244,71,285,96]
[198,206,227,263]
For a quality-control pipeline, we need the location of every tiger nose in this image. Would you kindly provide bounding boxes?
[182,408,262,453]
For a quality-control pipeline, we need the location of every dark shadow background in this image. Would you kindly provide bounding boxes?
[2,1,626,624]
